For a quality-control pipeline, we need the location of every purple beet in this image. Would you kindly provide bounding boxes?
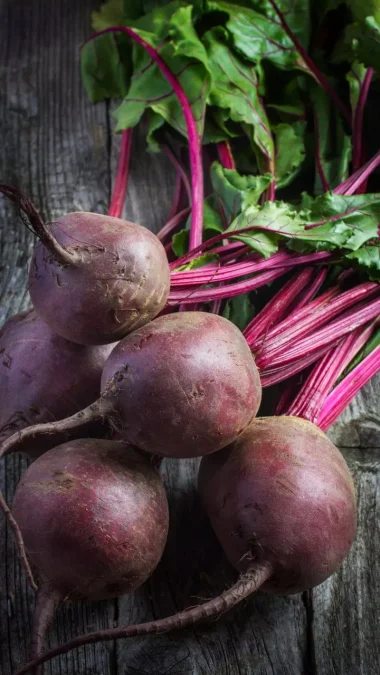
[0,185,170,344]
[3,312,262,460]
[0,309,115,457]
[198,416,357,594]
[11,438,169,666]
[12,417,357,675]
[0,308,116,589]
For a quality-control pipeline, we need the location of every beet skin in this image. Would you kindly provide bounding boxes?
[199,416,357,594]
[12,439,169,600]
[101,312,262,457]
[0,309,115,457]
[29,211,170,345]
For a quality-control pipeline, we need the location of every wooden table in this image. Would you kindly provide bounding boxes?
[1,2,379,674]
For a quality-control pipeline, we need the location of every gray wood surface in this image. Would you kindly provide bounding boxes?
[0,1,379,674]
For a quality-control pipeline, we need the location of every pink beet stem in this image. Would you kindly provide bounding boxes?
[318,343,380,431]
[243,267,315,343]
[267,0,351,124]
[168,267,287,304]
[260,345,331,387]
[157,207,191,243]
[287,267,328,313]
[169,219,332,269]
[334,149,380,195]
[171,251,289,285]
[108,129,133,218]
[260,292,380,370]
[251,286,338,352]
[286,322,376,422]
[352,68,374,174]
[211,242,250,259]
[256,282,379,367]
[85,26,204,249]
[217,141,236,169]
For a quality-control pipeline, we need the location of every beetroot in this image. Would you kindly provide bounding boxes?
[198,416,357,594]
[0,186,170,344]
[12,417,357,675]
[11,438,169,665]
[0,309,115,456]
[2,312,261,460]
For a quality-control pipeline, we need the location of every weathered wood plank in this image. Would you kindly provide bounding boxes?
[0,1,379,674]
[311,449,380,675]
[0,2,115,674]
[328,375,380,449]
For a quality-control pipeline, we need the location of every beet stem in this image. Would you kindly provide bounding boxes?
[256,283,379,367]
[161,145,192,206]
[108,129,133,218]
[260,344,331,387]
[244,267,315,344]
[166,173,183,223]
[285,322,376,422]
[334,149,380,195]
[318,343,380,430]
[352,68,373,174]
[313,108,330,192]
[254,285,338,353]
[168,267,287,304]
[85,26,204,250]
[0,185,76,266]
[157,207,191,243]
[216,141,236,170]
[261,293,380,369]
[14,566,271,675]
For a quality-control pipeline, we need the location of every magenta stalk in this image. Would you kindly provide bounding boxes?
[352,68,374,175]
[168,267,288,304]
[243,268,315,344]
[85,26,204,249]
[259,293,380,370]
[334,149,380,195]
[161,145,192,206]
[108,129,133,218]
[157,207,191,243]
[217,141,236,170]
[318,343,380,431]
[285,323,376,422]
[256,283,379,367]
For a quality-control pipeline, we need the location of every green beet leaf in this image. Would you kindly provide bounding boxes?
[207,0,312,73]
[211,161,271,222]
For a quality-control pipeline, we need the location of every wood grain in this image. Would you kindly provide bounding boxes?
[0,2,379,674]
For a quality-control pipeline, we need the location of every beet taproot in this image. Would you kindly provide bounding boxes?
[12,417,357,675]
[0,186,170,344]
[3,312,262,460]
[11,438,169,665]
[198,416,357,594]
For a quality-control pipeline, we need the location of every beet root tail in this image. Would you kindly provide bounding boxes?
[14,566,271,675]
